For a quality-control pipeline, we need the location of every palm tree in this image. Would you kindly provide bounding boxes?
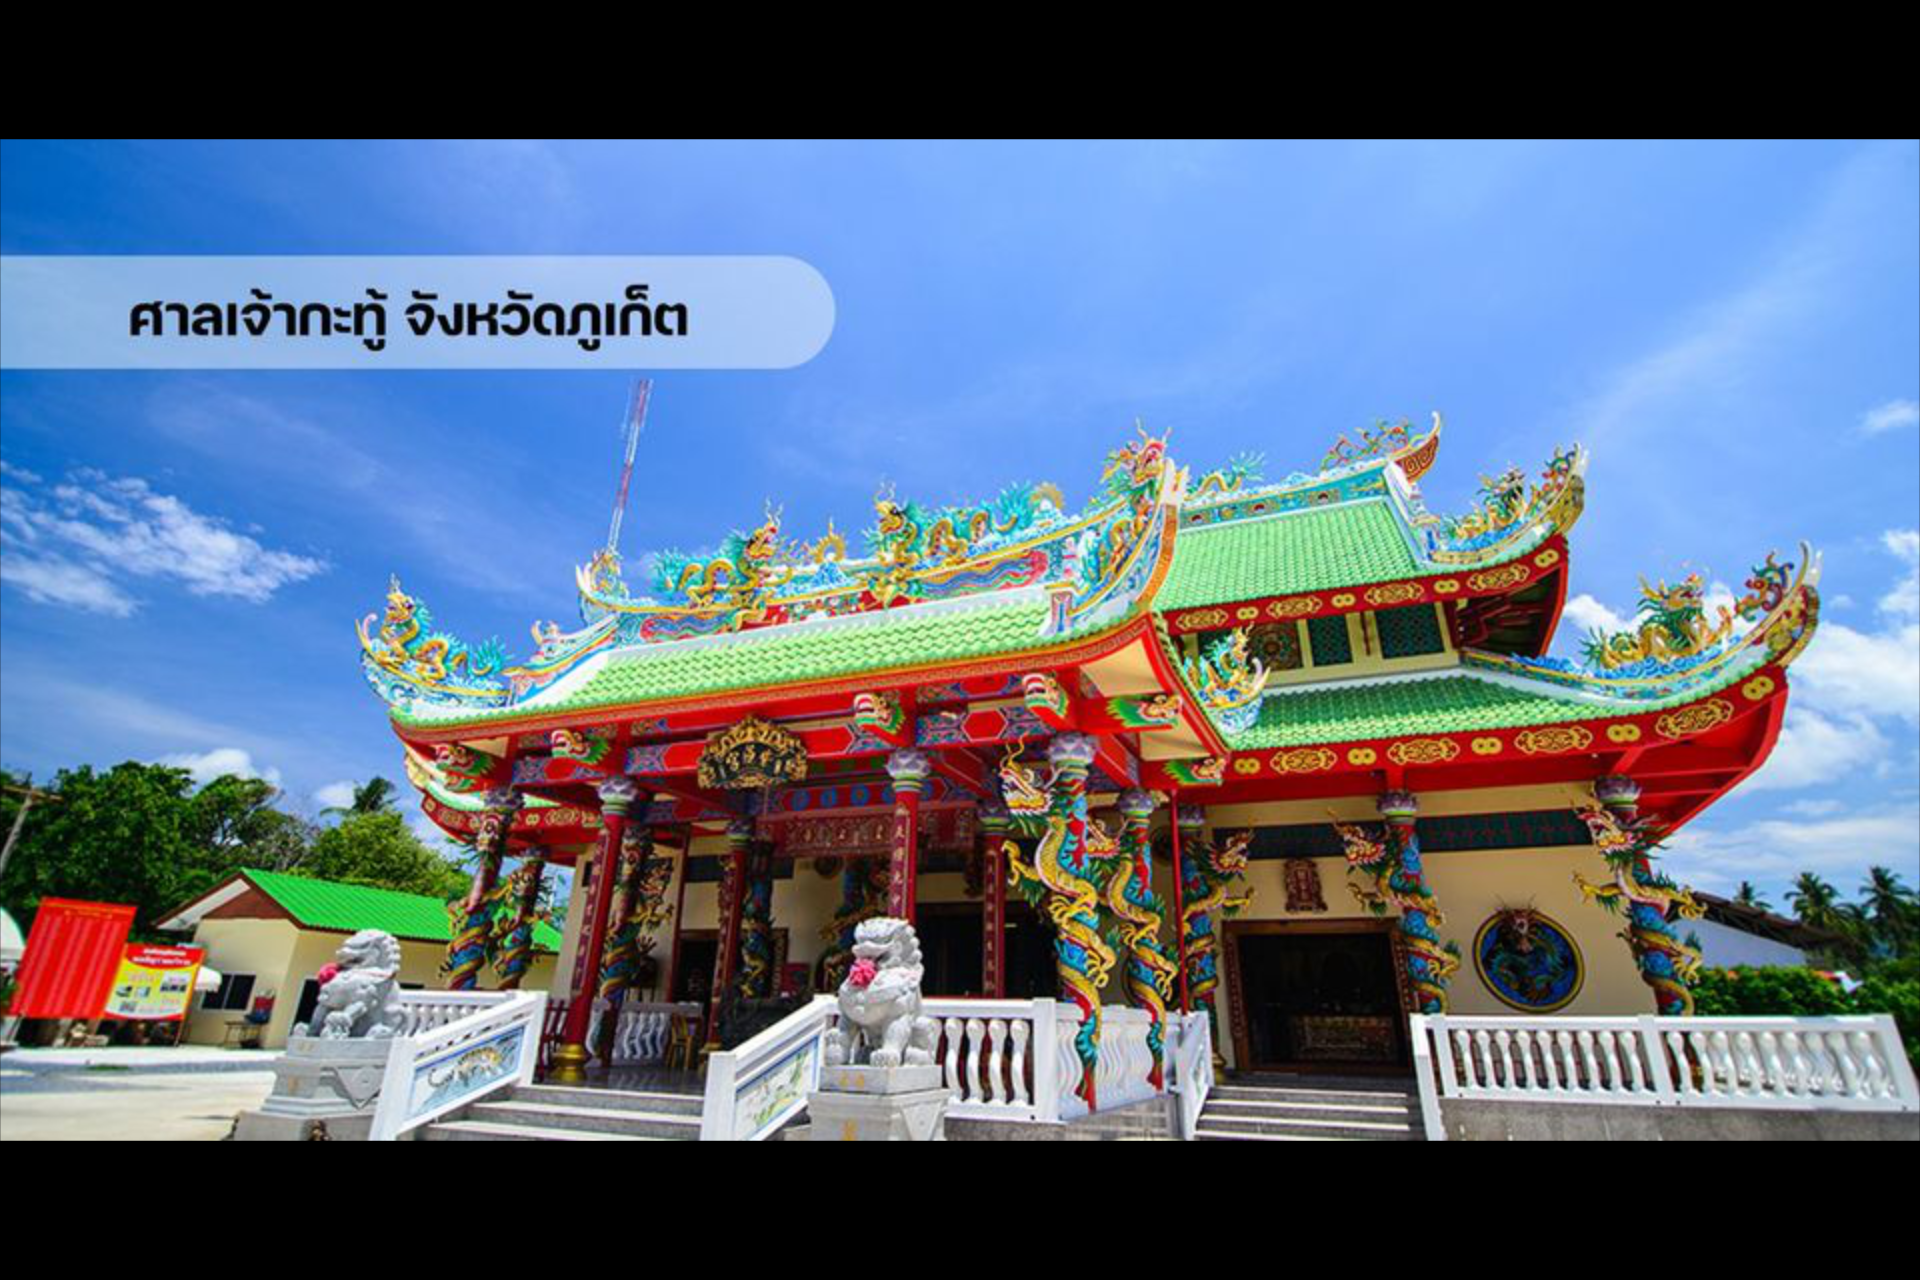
[1861,866,1918,946]
[323,777,398,819]
[1788,873,1845,933]
[1733,881,1772,913]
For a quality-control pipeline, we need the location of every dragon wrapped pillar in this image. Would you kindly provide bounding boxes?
[706,813,754,1048]
[491,848,547,990]
[1108,788,1177,1089]
[1575,776,1704,1016]
[1042,733,1116,1110]
[553,776,640,1082]
[1176,807,1252,1058]
[979,797,1012,999]
[1375,792,1457,1015]
[820,856,887,991]
[885,748,933,921]
[445,789,520,992]
[592,823,653,1059]
[735,839,776,1001]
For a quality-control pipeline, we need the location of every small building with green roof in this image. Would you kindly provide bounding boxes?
[156,869,561,1049]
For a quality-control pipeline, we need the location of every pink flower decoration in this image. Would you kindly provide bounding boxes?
[847,958,879,988]
[316,963,340,987]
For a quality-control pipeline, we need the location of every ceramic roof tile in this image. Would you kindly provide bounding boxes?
[396,599,1055,726]
[1157,500,1421,611]
[1223,655,1765,750]
[243,869,562,952]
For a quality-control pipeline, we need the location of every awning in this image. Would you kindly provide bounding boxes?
[0,908,23,966]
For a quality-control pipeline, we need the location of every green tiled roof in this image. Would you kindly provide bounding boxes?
[1230,673,1589,749]
[1157,500,1422,611]
[1224,658,1764,750]
[243,869,562,952]
[397,598,1056,726]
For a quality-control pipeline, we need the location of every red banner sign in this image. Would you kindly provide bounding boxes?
[104,944,206,1021]
[9,898,138,1020]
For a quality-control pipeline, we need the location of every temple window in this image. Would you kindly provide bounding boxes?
[201,972,257,1011]
[1375,603,1448,659]
[1306,614,1353,667]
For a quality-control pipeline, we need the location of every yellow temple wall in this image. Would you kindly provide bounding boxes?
[552,788,1656,1073]
[1213,846,1648,1026]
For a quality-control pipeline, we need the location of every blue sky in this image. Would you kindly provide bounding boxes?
[1,139,1914,911]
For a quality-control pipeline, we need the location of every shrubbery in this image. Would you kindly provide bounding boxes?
[1694,965,1920,1068]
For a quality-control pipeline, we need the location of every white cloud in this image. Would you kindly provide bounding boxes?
[1663,804,1920,899]
[1860,398,1920,436]
[1551,594,1628,644]
[1878,529,1918,621]
[1793,621,1920,726]
[160,747,283,789]
[1791,535,1918,726]
[313,781,357,811]
[0,465,326,615]
[1737,706,1888,793]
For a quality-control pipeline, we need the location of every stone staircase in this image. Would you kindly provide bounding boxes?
[422,1083,702,1142]
[1193,1078,1424,1142]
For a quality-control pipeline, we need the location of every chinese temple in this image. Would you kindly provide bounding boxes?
[355,413,1820,1092]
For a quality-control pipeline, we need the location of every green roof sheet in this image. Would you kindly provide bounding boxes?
[1157,500,1422,612]
[397,598,1057,726]
[1224,657,1765,751]
[243,869,561,952]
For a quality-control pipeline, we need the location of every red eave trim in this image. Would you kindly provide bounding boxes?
[1145,661,1788,793]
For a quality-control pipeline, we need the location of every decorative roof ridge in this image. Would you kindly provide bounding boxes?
[1184,412,1444,514]
[362,429,1182,718]
[599,582,1048,661]
[1178,492,1399,535]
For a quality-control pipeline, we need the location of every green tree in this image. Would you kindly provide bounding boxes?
[189,775,314,874]
[1789,873,1849,934]
[302,811,465,900]
[0,763,220,937]
[1733,881,1772,912]
[323,777,399,818]
[1860,866,1918,953]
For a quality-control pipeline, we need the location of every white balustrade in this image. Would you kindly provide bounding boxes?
[1167,1011,1216,1140]
[607,1000,701,1065]
[696,995,1178,1138]
[700,995,836,1141]
[369,990,547,1141]
[1413,1013,1918,1131]
[390,990,513,1036]
[921,998,1065,1123]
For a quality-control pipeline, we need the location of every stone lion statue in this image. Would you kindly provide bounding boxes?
[824,917,939,1069]
[293,929,406,1040]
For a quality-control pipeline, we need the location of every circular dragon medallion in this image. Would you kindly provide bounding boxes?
[1473,909,1584,1013]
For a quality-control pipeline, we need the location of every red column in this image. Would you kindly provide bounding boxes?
[705,814,753,1050]
[979,798,1011,998]
[551,776,639,1083]
[885,749,932,921]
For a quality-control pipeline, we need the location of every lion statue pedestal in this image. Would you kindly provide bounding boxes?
[234,929,408,1141]
[807,917,949,1141]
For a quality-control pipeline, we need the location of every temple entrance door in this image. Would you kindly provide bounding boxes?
[1226,921,1409,1072]
[1002,900,1058,999]
[917,903,983,996]
[670,933,718,1009]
